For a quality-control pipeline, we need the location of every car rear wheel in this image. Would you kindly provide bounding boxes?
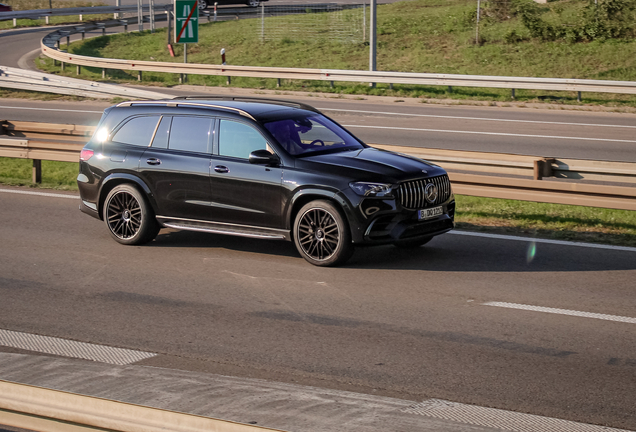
[103,184,160,245]
[198,0,208,9]
[394,236,433,248]
[294,200,353,267]
[247,0,260,7]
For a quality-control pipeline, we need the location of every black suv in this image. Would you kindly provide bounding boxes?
[78,97,455,266]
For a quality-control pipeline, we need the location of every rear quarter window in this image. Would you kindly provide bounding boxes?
[111,116,161,147]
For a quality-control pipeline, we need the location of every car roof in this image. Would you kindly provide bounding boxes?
[115,96,321,122]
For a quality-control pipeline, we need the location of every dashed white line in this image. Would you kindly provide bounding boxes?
[404,398,635,432]
[0,329,157,365]
[341,124,636,144]
[483,302,636,324]
[321,107,636,129]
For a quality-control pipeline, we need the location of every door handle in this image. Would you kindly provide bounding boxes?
[214,165,229,173]
[146,158,161,166]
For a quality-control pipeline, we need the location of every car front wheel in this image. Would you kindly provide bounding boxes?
[103,184,160,245]
[198,0,208,10]
[247,0,260,7]
[294,200,353,267]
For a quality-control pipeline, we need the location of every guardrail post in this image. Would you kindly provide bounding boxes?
[81,30,85,39]
[121,20,128,32]
[13,18,17,27]
[448,86,453,93]
[534,158,554,180]
[77,65,81,75]
[511,88,515,100]
[277,78,281,87]
[66,35,70,47]
[32,160,42,184]
[577,92,582,102]
[138,71,142,81]
[102,68,106,79]
[45,16,49,24]
[79,14,83,21]
[61,62,65,71]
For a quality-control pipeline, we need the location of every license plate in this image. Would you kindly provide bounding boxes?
[418,206,443,221]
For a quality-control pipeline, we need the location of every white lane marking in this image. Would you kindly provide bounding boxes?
[321,107,636,129]
[0,188,79,199]
[3,190,634,253]
[0,105,103,114]
[0,329,157,365]
[449,230,636,253]
[404,398,634,432]
[341,124,636,144]
[483,302,636,325]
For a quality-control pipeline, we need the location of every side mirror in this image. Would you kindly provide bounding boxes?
[249,149,280,166]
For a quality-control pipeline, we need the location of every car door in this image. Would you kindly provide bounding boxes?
[139,115,214,221]
[208,118,285,228]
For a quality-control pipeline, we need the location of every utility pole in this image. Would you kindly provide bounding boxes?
[369,0,376,87]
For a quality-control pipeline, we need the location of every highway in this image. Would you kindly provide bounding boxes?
[1,12,636,432]
[0,187,635,431]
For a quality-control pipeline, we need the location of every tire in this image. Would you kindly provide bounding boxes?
[103,184,160,246]
[293,200,353,267]
[246,0,260,7]
[394,236,433,249]
[198,0,208,10]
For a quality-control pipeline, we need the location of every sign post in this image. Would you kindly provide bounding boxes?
[174,0,198,83]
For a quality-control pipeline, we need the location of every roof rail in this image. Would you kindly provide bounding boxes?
[115,100,256,120]
[170,96,321,113]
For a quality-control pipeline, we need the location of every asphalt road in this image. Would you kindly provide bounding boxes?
[0,187,635,430]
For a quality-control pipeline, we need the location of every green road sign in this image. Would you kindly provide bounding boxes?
[174,0,199,44]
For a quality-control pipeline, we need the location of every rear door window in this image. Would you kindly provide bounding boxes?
[168,116,213,154]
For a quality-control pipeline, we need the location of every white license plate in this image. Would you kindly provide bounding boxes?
[418,206,443,221]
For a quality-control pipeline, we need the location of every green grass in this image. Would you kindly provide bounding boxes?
[0,158,78,190]
[0,0,109,29]
[35,0,636,107]
[1,157,634,246]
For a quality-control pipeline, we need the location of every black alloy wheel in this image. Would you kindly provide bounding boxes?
[294,200,353,266]
[198,0,208,10]
[104,184,160,245]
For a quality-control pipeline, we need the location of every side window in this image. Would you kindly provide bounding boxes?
[168,116,212,153]
[219,120,268,159]
[150,116,172,149]
[111,116,160,147]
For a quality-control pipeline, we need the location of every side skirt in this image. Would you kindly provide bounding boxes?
[156,216,292,241]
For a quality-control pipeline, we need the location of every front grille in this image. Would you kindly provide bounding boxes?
[396,175,451,210]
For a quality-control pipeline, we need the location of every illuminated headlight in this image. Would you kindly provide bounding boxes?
[349,182,393,197]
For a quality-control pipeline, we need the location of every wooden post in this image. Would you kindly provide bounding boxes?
[32,160,42,184]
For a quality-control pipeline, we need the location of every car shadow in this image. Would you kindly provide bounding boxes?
[148,229,636,273]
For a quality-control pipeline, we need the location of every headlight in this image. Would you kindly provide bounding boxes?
[349,182,393,197]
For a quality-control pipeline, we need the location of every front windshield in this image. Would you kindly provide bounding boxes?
[264,114,365,157]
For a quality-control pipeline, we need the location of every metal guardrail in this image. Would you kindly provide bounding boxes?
[36,21,636,95]
[0,379,278,432]
[0,66,170,99]
[0,4,170,21]
[1,121,635,210]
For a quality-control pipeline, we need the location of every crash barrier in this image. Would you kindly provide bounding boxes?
[1,120,634,210]
[0,66,170,99]
[37,22,636,97]
[0,379,278,432]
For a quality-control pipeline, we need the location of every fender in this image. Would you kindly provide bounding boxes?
[98,173,158,218]
[284,187,358,232]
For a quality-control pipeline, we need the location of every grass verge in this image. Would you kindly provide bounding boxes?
[0,0,108,29]
[1,158,634,247]
[35,0,636,108]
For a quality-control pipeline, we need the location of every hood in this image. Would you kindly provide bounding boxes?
[295,147,447,183]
